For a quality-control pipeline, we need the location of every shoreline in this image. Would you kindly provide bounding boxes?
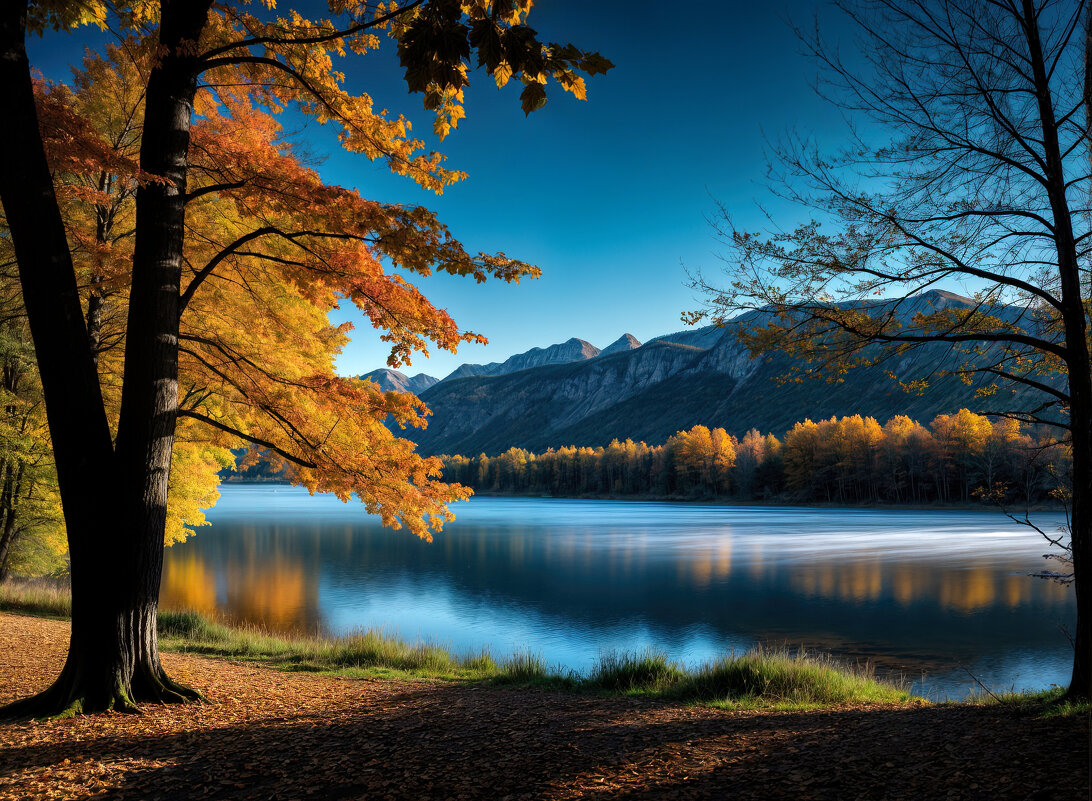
[0,611,1086,801]
[0,586,1081,714]
[220,480,1064,512]
[0,593,916,712]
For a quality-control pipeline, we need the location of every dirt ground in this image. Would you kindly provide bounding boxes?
[0,613,1087,800]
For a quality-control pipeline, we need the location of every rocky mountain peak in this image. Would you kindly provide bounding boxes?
[599,334,642,356]
[440,338,600,382]
[360,369,439,394]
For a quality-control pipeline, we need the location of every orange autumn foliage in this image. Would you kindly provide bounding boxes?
[31,25,589,541]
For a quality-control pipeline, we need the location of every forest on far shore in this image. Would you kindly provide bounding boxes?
[439,410,1070,506]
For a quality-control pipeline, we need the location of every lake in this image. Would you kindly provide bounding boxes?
[160,485,1075,699]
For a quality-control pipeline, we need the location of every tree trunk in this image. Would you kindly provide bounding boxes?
[0,461,23,582]
[115,0,214,705]
[5,518,196,717]
[1069,423,1092,701]
[0,0,211,718]
[1022,0,1091,700]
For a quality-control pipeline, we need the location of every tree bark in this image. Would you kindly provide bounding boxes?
[0,461,22,582]
[110,0,214,708]
[0,0,211,718]
[1024,0,1091,700]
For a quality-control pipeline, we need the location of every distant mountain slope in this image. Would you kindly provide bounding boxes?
[442,337,600,381]
[416,341,703,455]
[548,337,1028,449]
[405,290,1058,456]
[360,369,439,394]
[647,324,724,350]
[598,333,642,356]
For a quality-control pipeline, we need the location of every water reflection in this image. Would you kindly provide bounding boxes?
[161,488,1075,698]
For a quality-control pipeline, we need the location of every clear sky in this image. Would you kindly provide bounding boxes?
[28,0,857,381]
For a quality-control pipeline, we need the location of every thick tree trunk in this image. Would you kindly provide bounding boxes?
[0,1,125,716]
[0,7,114,486]
[5,522,196,717]
[110,0,213,708]
[0,0,210,718]
[1075,0,1092,710]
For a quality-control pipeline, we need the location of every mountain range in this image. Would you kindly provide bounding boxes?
[358,369,440,395]
[361,291,1055,456]
[359,334,642,390]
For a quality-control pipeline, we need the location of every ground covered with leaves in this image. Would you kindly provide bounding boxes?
[0,613,1087,800]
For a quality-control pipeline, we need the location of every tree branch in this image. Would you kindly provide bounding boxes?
[177,409,316,468]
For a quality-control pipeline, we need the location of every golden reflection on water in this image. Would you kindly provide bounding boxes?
[161,526,321,632]
[1004,574,1028,607]
[891,565,921,607]
[788,559,1071,611]
[161,523,1073,634]
[680,539,735,589]
[223,556,314,630]
[160,552,218,615]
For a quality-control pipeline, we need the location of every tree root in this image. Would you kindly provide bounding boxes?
[132,667,208,705]
[0,686,140,721]
[0,667,205,721]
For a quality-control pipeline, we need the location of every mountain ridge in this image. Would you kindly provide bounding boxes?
[360,369,439,395]
[403,291,1057,455]
[598,333,642,356]
[442,337,601,381]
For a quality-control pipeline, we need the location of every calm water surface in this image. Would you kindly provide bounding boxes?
[161,486,1075,699]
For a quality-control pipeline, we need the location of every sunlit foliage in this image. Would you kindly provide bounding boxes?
[442,413,1069,505]
[18,10,610,545]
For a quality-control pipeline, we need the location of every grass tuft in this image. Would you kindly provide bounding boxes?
[159,615,491,680]
[680,648,911,708]
[589,649,687,693]
[580,646,911,709]
[957,685,1090,716]
[157,609,225,639]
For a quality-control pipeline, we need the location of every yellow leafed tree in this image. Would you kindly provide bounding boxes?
[0,0,611,717]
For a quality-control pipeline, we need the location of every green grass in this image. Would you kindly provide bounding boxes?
[956,685,1091,717]
[156,616,912,708]
[15,578,1079,712]
[588,649,688,692]
[157,609,502,681]
[684,649,911,709]
[586,647,912,709]
[153,612,919,708]
[158,610,585,686]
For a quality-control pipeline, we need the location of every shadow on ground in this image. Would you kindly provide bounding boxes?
[1,680,1085,801]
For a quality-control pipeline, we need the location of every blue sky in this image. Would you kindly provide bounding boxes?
[29,0,859,381]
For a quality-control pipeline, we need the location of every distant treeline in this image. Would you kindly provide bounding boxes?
[440,411,1070,505]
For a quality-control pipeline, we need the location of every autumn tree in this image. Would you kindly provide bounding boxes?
[930,410,992,503]
[0,253,64,579]
[0,0,611,717]
[880,415,933,504]
[440,412,1055,503]
[782,419,822,499]
[692,0,1091,697]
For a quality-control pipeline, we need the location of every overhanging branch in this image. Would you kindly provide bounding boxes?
[178,409,317,469]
